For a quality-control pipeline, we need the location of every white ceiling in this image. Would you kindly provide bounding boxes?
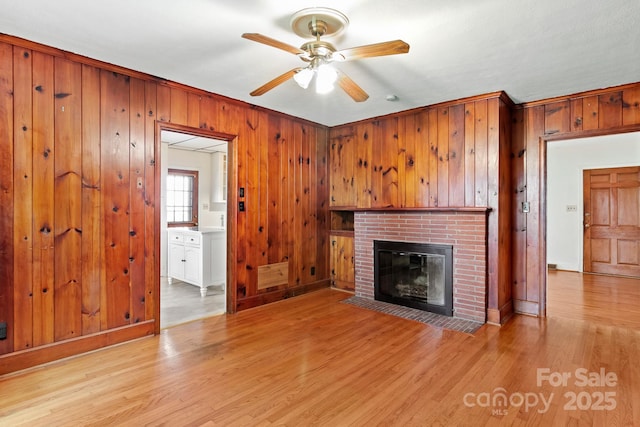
[1,0,638,127]
[162,130,227,153]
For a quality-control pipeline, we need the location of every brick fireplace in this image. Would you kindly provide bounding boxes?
[354,210,488,323]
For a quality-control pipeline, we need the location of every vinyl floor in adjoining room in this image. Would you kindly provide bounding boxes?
[160,277,226,329]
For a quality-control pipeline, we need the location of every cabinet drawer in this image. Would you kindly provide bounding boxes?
[168,232,184,243]
[184,234,201,245]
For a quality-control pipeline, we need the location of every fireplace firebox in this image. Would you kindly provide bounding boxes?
[374,240,453,316]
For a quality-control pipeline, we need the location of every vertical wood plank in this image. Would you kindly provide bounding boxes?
[278,119,293,265]
[544,100,570,135]
[464,103,476,207]
[292,121,304,285]
[437,107,449,207]
[379,117,398,208]
[0,42,14,354]
[199,95,218,131]
[315,126,329,281]
[511,108,527,302]
[569,98,583,132]
[143,80,157,321]
[598,91,623,129]
[370,121,383,207]
[81,64,102,334]
[427,109,439,207]
[448,104,465,207]
[101,71,131,329]
[243,108,260,297]
[582,95,599,130]
[13,46,33,350]
[258,112,269,270]
[302,124,316,282]
[356,123,372,208]
[156,85,171,123]
[54,57,83,341]
[186,92,200,128]
[234,114,248,301]
[486,98,500,312]
[286,118,297,290]
[622,87,640,126]
[525,105,545,304]
[414,111,430,207]
[129,77,146,323]
[402,115,415,208]
[31,52,55,346]
[474,99,488,207]
[498,100,513,309]
[267,116,282,264]
[169,88,188,125]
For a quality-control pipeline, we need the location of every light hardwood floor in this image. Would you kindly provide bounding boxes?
[1,273,639,426]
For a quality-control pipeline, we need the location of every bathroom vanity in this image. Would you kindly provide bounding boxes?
[167,227,226,297]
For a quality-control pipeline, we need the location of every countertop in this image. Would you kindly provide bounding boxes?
[170,226,226,234]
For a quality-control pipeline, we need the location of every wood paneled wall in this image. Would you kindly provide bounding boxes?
[0,35,329,369]
[329,93,513,324]
[511,82,640,316]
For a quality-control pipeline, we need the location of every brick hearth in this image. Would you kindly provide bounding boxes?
[354,211,488,323]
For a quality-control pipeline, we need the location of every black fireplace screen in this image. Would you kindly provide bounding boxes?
[374,240,453,316]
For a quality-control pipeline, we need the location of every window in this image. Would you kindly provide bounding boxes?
[167,169,198,227]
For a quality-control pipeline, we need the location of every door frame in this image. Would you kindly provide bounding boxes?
[155,122,238,334]
[540,126,640,318]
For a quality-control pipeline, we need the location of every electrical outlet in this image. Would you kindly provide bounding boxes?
[310,266,315,276]
[522,201,530,213]
[566,205,578,212]
[0,321,7,340]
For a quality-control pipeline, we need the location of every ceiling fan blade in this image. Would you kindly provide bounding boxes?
[337,71,369,102]
[250,68,303,97]
[242,33,306,56]
[334,40,410,61]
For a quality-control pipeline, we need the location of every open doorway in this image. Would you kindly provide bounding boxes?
[545,131,640,322]
[158,125,231,328]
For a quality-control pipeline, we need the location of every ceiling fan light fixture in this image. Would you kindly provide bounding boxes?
[315,63,337,94]
[293,67,314,89]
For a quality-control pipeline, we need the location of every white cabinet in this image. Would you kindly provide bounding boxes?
[210,151,227,204]
[167,228,225,297]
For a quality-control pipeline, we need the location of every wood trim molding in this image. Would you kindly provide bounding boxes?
[329,206,493,213]
[516,81,640,109]
[236,280,331,311]
[0,321,155,376]
[543,124,640,142]
[335,91,512,128]
[0,33,327,128]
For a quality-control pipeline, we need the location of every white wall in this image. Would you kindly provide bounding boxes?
[547,132,640,271]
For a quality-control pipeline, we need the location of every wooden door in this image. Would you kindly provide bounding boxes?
[583,167,640,276]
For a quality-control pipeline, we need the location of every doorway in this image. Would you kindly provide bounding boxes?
[545,131,640,318]
[158,124,234,328]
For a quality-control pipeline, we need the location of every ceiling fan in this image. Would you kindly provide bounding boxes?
[242,7,410,102]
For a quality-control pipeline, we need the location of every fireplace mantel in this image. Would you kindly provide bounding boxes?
[330,206,492,213]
